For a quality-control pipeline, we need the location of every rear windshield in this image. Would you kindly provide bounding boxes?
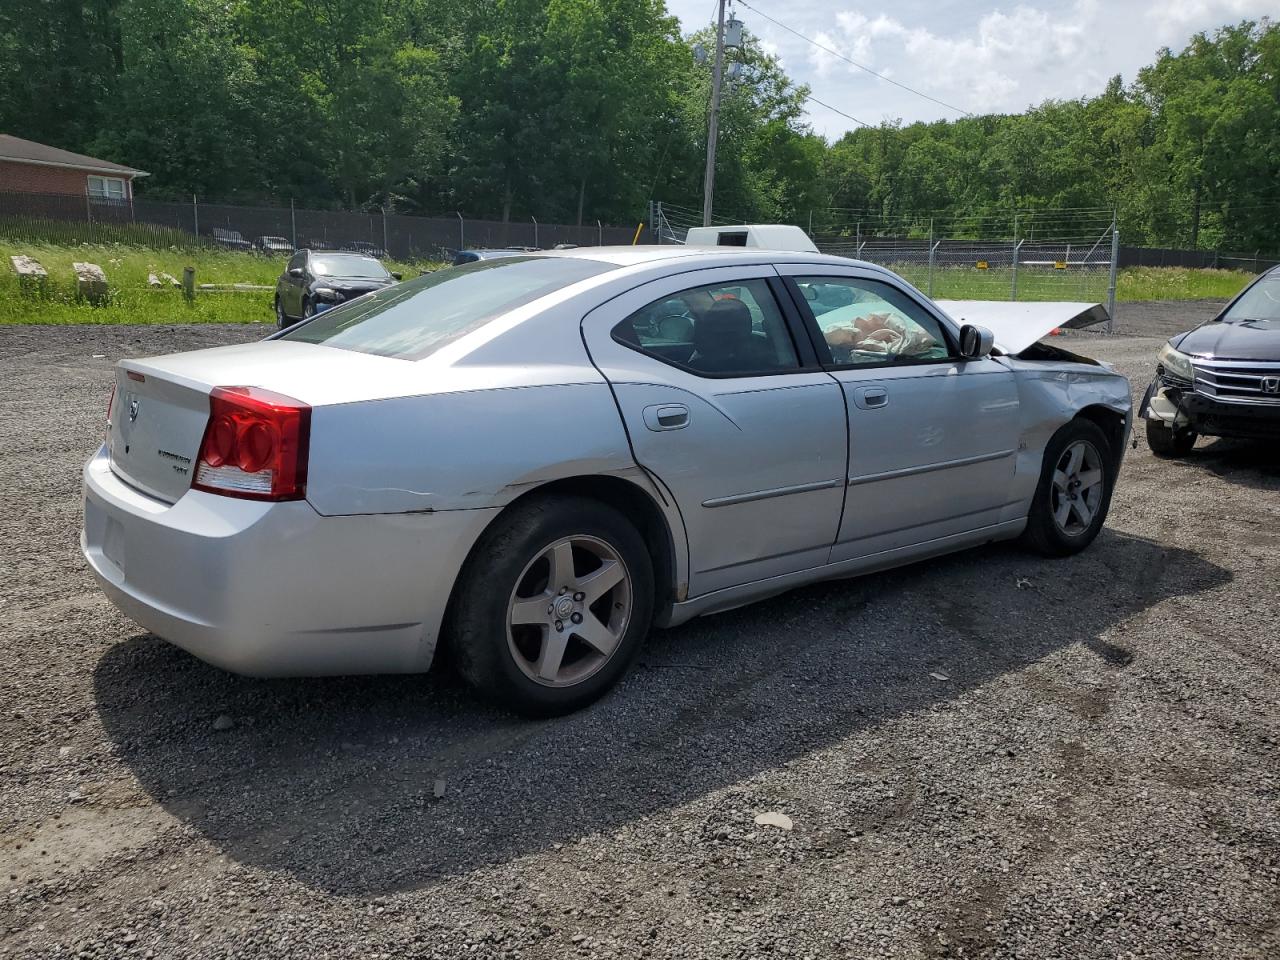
[278,256,617,360]
[1222,275,1280,323]
[312,255,388,279]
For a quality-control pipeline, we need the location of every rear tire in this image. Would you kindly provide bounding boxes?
[1021,419,1115,557]
[449,496,654,717]
[1145,417,1197,458]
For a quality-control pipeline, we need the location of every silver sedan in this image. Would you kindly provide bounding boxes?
[82,247,1131,715]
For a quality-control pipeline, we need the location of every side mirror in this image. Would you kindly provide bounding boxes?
[288,267,304,278]
[390,272,402,281]
[958,323,995,360]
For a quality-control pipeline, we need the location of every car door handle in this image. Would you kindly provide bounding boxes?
[853,386,889,410]
[643,403,690,431]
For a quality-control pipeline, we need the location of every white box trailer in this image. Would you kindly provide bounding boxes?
[683,224,818,253]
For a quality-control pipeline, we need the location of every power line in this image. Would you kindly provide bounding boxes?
[737,0,972,117]
[804,94,869,128]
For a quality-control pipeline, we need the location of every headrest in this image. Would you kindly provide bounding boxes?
[824,284,854,307]
[695,298,753,350]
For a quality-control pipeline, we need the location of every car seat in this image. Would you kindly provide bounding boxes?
[689,299,777,373]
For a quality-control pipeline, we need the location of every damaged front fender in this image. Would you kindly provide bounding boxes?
[999,352,1133,506]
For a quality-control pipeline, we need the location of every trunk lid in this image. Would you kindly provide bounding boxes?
[108,366,210,503]
[107,340,420,504]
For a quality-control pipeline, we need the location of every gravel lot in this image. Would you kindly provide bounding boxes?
[2,301,1278,959]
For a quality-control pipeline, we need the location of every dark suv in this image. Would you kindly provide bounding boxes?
[1141,265,1280,455]
[274,250,400,328]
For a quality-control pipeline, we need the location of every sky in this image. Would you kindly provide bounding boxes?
[663,0,1276,140]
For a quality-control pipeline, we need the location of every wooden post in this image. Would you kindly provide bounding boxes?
[182,266,195,303]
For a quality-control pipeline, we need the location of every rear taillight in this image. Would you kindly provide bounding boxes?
[192,386,310,501]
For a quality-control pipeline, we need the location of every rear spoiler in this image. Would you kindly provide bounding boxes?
[934,301,1109,354]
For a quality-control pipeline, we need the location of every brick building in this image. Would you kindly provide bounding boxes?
[0,134,148,201]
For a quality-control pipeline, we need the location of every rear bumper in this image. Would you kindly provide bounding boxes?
[1142,378,1280,440]
[81,446,498,676]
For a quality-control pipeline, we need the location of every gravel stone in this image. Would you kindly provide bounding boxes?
[1,310,1277,959]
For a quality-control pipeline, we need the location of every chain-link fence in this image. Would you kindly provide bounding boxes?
[652,201,1121,323]
[0,191,639,262]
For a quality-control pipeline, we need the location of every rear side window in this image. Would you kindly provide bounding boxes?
[612,278,800,376]
[280,256,617,360]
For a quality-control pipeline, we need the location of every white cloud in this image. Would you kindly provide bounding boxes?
[757,36,784,68]
[662,0,1275,137]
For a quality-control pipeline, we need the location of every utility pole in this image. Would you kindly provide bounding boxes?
[702,0,727,227]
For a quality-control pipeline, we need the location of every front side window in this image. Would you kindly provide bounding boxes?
[280,255,617,360]
[87,175,126,200]
[613,278,799,376]
[793,276,952,367]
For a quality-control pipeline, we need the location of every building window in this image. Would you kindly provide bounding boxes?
[87,175,127,201]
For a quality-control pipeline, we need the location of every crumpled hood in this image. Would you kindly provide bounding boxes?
[1174,318,1280,361]
[934,301,1109,354]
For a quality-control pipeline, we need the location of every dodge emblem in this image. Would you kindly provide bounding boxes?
[128,398,140,422]
[1262,376,1280,395]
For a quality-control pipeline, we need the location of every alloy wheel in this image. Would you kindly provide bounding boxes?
[1050,439,1105,536]
[506,535,632,687]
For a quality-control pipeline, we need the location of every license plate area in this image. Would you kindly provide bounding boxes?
[102,516,126,573]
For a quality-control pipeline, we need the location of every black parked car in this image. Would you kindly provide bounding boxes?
[274,250,401,328]
[253,235,293,255]
[211,227,252,251]
[1141,265,1280,455]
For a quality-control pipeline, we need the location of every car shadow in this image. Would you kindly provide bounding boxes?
[1182,436,1280,489]
[93,529,1229,896]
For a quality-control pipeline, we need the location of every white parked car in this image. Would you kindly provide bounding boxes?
[83,245,1130,714]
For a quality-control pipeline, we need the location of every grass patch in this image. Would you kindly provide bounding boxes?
[0,215,205,251]
[891,265,1110,302]
[890,264,1254,302]
[0,241,1258,324]
[0,240,433,324]
[1115,266,1253,302]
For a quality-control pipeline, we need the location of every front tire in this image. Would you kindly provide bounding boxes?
[1145,417,1197,458]
[274,297,288,329]
[1022,419,1114,557]
[449,496,654,717]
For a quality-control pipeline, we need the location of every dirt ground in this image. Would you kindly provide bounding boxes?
[1,301,1278,959]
